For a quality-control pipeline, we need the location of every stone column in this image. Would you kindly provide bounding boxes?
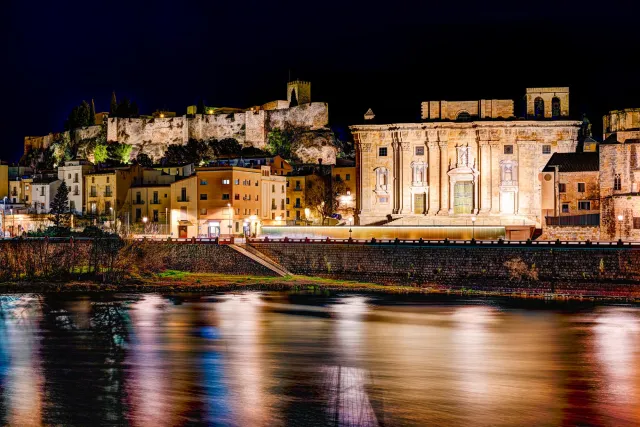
[479,140,491,214]
[517,141,536,216]
[490,143,501,214]
[391,139,400,214]
[427,141,440,215]
[473,175,479,214]
[438,140,449,215]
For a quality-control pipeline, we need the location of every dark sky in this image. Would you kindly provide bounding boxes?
[3,0,639,162]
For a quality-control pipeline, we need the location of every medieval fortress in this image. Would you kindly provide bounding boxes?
[25,81,336,164]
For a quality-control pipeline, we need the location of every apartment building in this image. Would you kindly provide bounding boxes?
[58,159,94,214]
[286,174,310,224]
[31,173,62,214]
[260,167,287,225]
[170,175,198,238]
[85,165,144,217]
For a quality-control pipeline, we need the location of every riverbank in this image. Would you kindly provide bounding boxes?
[1,272,639,302]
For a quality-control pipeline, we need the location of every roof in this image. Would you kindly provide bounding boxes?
[542,152,599,173]
[601,134,640,145]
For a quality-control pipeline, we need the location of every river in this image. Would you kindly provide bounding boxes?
[0,292,638,426]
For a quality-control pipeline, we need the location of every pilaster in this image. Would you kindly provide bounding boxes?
[437,140,449,215]
[427,140,440,215]
[479,139,491,214]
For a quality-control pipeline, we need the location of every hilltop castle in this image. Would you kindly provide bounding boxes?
[25,81,337,165]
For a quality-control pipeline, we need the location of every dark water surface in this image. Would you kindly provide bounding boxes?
[0,293,639,426]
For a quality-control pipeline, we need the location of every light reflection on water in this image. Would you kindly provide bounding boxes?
[0,293,639,426]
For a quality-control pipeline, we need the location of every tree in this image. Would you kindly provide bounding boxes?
[50,182,71,227]
[65,101,93,130]
[185,139,213,164]
[163,144,189,165]
[110,92,118,116]
[266,128,291,158]
[89,99,96,125]
[211,138,242,158]
[135,152,153,168]
[94,143,108,164]
[305,174,336,225]
[107,142,133,165]
[129,101,139,118]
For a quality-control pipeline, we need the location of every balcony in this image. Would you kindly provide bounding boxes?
[293,186,302,191]
[133,200,145,205]
[293,203,302,209]
[104,191,113,197]
[150,199,160,205]
[90,192,97,198]
[177,196,189,202]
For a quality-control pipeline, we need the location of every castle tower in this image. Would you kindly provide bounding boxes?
[287,80,311,107]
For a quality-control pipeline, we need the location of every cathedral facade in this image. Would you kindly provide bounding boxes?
[350,88,582,228]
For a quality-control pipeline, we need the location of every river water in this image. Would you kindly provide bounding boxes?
[0,293,638,426]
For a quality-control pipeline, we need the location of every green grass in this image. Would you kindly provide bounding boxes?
[157,270,189,280]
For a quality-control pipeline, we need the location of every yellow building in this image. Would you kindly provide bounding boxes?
[286,175,309,224]
[332,162,356,222]
[259,167,287,225]
[85,165,143,218]
[170,175,198,238]
[125,184,172,234]
[0,163,8,200]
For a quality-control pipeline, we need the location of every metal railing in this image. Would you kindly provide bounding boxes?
[248,236,640,247]
[177,196,189,202]
[545,213,600,227]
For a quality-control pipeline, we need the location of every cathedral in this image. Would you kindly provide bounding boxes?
[350,88,582,231]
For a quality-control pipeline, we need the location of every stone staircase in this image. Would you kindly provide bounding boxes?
[228,244,292,277]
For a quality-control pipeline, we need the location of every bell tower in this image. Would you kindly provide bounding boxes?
[287,80,311,107]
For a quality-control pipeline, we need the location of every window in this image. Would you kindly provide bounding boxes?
[70,201,75,211]
[272,213,275,219]
[379,147,388,157]
[200,208,207,215]
[415,146,424,156]
[201,179,209,185]
[614,174,622,190]
[153,210,159,222]
[542,145,551,154]
[235,222,239,232]
[561,203,569,213]
[281,199,285,210]
[534,97,544,118]
[346,174,351,181]
[222,179,230,185]
[504,145,513,155]
[456,111,471,121]
[558,183,566,193]
[136,208,141,221]
[234,179,239,185]
[578,201,591,210]
[235,194,240,200]
[91,177,95,184]
[153,191,159,204]
[552,97,561,118]
[286,211,290,217]
[633,217,640,229]
[272,184,275,192]
[577,183,586,193]
[106,177,110,183]
[200,194,208,200]
[222,194,230,200]
[68,173,71,179]
[281,185,285,193]
[286,197,290,204]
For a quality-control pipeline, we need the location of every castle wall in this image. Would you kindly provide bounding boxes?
[267,102,328,130]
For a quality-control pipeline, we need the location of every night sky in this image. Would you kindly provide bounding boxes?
[3,0,639,162]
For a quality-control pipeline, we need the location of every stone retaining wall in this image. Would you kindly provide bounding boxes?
[252,242,640,293]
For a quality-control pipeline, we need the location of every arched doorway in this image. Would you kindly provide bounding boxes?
[551,97,561,118]
[534,97,544,118]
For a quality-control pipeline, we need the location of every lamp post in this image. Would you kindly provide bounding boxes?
[250,214,257,237]
[617,214,624,241]
[471,216,477,240]
[142,216,148,235]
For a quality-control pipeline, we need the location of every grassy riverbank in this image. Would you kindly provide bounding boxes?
[1,271,639,302]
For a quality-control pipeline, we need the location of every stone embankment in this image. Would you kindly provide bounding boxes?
[250,241,640,295]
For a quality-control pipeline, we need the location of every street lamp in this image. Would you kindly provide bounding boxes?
[249,214,257,237]
[142,216,148,234]
[471,216,477,240]
[617,214,624,241]
[304,207,311,226]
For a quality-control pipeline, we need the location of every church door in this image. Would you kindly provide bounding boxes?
[453,181,473,214]
[413,193,425,214]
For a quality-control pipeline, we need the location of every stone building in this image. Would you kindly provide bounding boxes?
[599,109,640,240]
[350,88,581,231]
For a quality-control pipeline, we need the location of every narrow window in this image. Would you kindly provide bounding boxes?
[578,201,591,210]
[542,145,551,154]
[558,183,566,193]
[561,203,569,213]
[415,146,425,156]
[534,97,544,118]
[614,174,622,190]
[200,194,207,200]
[577,183,586,192]
[379,147,387,157]
[504,145,513,155]
[551,97,561,118]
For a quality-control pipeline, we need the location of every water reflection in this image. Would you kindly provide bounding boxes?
[0,293,638,426]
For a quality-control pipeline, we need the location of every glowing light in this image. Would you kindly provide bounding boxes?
[159,113,165,118]
[275,216,282,221]
[618,214,624,222]
[142,216,148,223]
